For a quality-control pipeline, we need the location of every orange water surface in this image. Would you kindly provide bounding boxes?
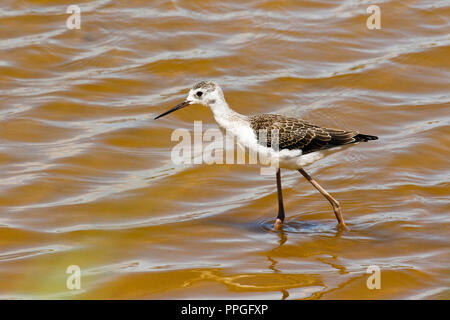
[0,0,449,299]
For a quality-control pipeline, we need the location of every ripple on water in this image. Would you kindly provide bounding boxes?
[0,0,448,299]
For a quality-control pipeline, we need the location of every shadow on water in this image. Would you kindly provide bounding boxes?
[210,211,348,239]
[211,215,345,236]
[256,217,345,236]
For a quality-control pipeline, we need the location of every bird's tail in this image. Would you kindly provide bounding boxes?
[354,133,378,142]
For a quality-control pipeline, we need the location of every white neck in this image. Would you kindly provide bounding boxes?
[208,97,243,121]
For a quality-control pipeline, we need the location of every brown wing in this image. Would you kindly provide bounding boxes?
[248,114,374,154]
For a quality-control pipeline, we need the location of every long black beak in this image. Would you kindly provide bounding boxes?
[154,101,191,120]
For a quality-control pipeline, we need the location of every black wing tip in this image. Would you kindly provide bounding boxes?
[355,134,379,142]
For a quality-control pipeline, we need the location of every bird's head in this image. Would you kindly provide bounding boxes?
[154,81,224,119]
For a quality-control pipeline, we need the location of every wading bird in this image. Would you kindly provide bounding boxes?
[155,81,378,230]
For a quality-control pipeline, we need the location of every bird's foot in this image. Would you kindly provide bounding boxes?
[273,219,283,231]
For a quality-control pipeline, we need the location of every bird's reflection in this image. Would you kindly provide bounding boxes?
[266,227,289,299]
[265,221,346,300]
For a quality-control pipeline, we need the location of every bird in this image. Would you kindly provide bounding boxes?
[155,81,378,231]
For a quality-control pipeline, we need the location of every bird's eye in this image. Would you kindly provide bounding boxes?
[196,91,203,97]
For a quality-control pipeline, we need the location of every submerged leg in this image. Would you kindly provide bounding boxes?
[298,168,348,229]
[274,168,285,230]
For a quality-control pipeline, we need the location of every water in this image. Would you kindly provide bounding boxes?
[0,0,449,299]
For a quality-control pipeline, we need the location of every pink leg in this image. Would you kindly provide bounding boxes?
[298,168,348,230]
